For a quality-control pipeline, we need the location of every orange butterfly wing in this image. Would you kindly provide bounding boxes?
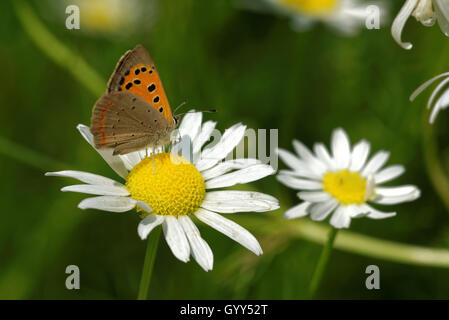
[107,45,173,123]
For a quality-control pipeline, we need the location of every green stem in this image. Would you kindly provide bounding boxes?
[137,228,161,300]
[0,135,69,171]
[235,215,449,268]
[422,41,449,214]
[423,121,449,212]
[308,228,338,298]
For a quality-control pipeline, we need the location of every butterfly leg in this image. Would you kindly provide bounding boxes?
[153,151,155,174]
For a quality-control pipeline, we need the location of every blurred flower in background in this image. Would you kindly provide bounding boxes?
[392,0,449,49]
[44,0,158,37]
[277,128,420,229]
[46,113,278,271]
[411,71,449,123]
[238,0,387,35]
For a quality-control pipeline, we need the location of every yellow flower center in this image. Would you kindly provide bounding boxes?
[323,170,368,205]
[126,153,206,216]
[80,0,129,33]
[279,0,338,16]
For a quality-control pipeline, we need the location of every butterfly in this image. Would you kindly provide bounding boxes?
[90,45,179,155]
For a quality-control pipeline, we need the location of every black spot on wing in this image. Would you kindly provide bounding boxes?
[147,83,156,92]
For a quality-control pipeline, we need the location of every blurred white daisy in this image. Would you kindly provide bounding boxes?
[410,71,449,123]
[46,112,278,271]
[276,128,420,229]
[45,0,158,37]
[391,0,449,49]
[240,0,385,35]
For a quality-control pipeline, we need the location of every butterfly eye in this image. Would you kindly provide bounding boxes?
[173,117,178,124]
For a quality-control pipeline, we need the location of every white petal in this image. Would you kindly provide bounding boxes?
[202,191,279,213]
[298,191,332,203]
[137,214,164,240]
[283,202,310,219]
[276,175,322,190]
[330,206,351,229]
[430,88,449,123]
[309,199,339,221]
[277,168,321,181]
[391,0,419,50]
[374,185,421,205]
[435,0,449,36]
[201,158,261,180]
[278,148,322,180]
[204,190,278,203]
[162,216,190,263]
[375,185,419,197]
[349,140,371,172]
[119,152,142,170]
[178,111,203,143]
[61,184,129,196]
[205,164,274,189]
[412,0,435,25]
[347,205,370,218]
[331,128,351,169]
[410,72,449,102]
[196,123,246,171]
[77,124,129,179]
[45,170,123,186]
[195,209,262,255]
[135,201,152,212]
[361,151,390,176]
[361,204,397,220]
[292,140,327,174]
[374,165,405,184]
[428,75,449,110]
[276,148,303,170]
[314,143,336,171]
[193,121,217,155]
[78,196,136,212]
[178,216,213,272]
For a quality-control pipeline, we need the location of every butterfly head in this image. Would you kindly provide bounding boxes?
[173,115,181,127]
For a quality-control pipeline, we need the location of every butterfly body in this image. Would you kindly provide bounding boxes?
[91,45,178,155]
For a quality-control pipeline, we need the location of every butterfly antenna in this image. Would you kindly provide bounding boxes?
[174,101,188,114]
[176,109,217,116]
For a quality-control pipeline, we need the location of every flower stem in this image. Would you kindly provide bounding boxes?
[422,41,449,215]
[308,227,338,298]
[422,120,449,212]
[137,228,161,300]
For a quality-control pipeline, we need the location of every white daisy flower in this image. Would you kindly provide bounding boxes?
[247,0,383,35]
[46,112,278,271]
[276,128,420,229]
[391,0,449,50]
[410,71,449,123]
[48,0,158,37]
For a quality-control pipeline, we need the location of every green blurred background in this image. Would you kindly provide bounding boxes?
[1,0,449,299]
